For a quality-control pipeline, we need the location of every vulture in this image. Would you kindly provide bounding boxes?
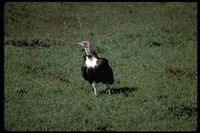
[76,41,114,96]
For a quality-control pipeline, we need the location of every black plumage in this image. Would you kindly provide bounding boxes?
[81,52,114,85]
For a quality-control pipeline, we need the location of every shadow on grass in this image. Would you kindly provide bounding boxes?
[99,87,137,96]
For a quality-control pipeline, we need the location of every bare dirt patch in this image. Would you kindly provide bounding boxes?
[4,39,50,49]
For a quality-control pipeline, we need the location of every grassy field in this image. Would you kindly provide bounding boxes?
[4,2,197,131]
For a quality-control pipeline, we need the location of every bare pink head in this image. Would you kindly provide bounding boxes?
[76,41,91,55]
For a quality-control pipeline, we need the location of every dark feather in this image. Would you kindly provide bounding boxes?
[81,52,114,85]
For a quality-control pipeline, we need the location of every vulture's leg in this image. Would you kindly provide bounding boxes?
[106,82,112,95]
[91,81,97,96]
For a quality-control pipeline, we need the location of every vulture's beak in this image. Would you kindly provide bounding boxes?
[76,42,81,45]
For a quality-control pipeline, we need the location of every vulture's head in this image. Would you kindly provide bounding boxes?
[76,41,90,48]
[76,41,91,55]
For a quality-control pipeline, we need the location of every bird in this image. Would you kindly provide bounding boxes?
[76,41,114,96]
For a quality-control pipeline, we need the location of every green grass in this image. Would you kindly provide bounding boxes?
[4,2,197,131]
